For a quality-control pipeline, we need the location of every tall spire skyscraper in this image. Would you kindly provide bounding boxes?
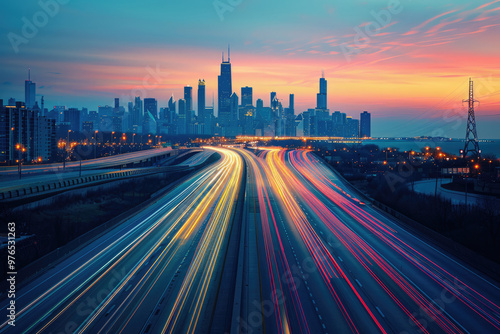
[25,68,36,109]
[218,46,232,135]
[317,73,327,110]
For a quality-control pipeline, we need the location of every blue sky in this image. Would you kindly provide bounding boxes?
[1,0,500,138]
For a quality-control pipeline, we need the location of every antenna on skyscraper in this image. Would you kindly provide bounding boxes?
[28,68,31,81]
[322,69,325,78]
[222,52,224,62]
[228,44,230,62]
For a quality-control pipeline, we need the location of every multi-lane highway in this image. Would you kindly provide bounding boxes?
[0,147,243,333]
[1,147,499,333]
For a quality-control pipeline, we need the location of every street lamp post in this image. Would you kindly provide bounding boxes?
[94,130,98,159]
[15,144,26,179]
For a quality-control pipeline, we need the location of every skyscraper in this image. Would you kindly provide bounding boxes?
[218,47,232,134]
[132,97,143,131]
[360,111,371,138]
[285,94,295,136]
[184,86,193,114]
[229,92,239,136]
[25,70,36,109]
[317,74,327,110]
[64,108,81,132]
[144,98,158,119]
[270,92,276,108]
[114,98,120,113]
[198,80,206,125]
[177,98,186,134]
[241,86,253,106]
[168,95,176,114]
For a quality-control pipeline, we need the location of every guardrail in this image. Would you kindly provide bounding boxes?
[0,165,191,202]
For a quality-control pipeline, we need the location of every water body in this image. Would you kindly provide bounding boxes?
[364,139,500,157]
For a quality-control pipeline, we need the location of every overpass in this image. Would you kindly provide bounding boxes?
[0,149,215,203]
[0,148,179,178]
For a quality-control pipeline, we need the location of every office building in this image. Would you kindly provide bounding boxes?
[360,111,371,138]
[229,92,239,136]
[241,86,253,107]
[143,111,157,135]
[317,75,327,110]
[64,108,81,132]
[198,80,206,130]
[132,97,143,129]
[177,98,187,134]
[285,94,295,136]
[144,98,158,119]
[25,70,36,109]
[218,48,232,133]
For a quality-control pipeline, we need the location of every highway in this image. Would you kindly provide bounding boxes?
[233,148,499,333]
[0,147,243,333]
[0,148,175,177]
[1,147,499,333]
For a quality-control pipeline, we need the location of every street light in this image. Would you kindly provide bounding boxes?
[15,144,26,179]
[94,130,98,159]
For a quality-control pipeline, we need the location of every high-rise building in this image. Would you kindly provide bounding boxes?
[168,95,176,115]
[143,111,157,135]
[183,86,193,134]
[346,117,359,138]
[229,92,239,136]
[0,102,55,164]
[198,80,206,127]
[241,86,253,107]
[144,98,158,119]
[64,108,81,132]
[25,70,36,109]
[184,86,193,114]
[132,97,143,129]
[218,47,232,133]
[360,111,371,138]
[270,92,276,108]
[177,98,187,134]
[317,74,327,110]
[285,94,295,136]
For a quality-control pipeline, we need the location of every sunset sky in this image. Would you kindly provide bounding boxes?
[1,0,500,138]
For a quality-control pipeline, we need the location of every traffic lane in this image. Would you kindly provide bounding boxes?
[285,165,447,333]
[241,148,348,334]
[8,180,211,334]
[239,150,307,334]
[288,150,500,333]
[263,149,393,333]
[152,148,243,333]
[306,153,500,328]
[0,161,222,332]
[85,194,212,334]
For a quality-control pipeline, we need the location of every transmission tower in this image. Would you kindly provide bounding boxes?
[462,78,480,159]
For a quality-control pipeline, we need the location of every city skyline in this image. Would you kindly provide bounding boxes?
[1,0,500,138]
